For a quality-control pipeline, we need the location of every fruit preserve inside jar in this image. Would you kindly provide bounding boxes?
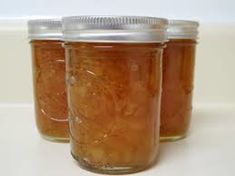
[31,40,69,141]
[66,42,163,174]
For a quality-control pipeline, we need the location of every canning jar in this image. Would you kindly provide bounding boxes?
[28,19,69,142]
[63,16,168,174]
[160,20,199,141]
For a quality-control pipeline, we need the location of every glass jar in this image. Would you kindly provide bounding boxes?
[160,20,199,141]
[28,19,69,142]
[63,16,168,174]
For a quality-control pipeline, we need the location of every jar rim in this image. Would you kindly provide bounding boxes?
[167,19,199,39]
[62,16,168,43]
[28,18,62,40]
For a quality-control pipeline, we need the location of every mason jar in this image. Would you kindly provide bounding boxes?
[160,20,199,141]
[62,16,168,174]
[28,19,69,142]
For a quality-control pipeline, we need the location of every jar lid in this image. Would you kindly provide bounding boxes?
[62,16,168,43]
[28,19,62,40]
[167,20,199,39]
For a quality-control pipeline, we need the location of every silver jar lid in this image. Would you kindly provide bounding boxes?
[28,19,62,40]
[167,20,199,39]
[62,16,168,43]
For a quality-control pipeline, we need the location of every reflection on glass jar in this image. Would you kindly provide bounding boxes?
[63,16,168,174]
[28,19,69,142]
[160,20,199,141]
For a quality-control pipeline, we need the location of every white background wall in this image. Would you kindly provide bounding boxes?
[0,0,235,22]
[0,0,235,105]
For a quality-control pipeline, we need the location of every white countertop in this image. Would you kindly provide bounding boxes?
[1,104,235,176]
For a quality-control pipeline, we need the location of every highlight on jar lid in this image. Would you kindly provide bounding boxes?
[27,18,62,40]
[167,20,199,39]
[62,16,168,43]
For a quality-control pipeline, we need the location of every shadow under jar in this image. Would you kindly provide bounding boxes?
[160,20,199,142]
[28,19,69,142]
[62,16,168,174]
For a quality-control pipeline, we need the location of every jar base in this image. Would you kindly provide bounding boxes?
[160,134,186,142]
[41,134,69,143]
[71,152,151,175]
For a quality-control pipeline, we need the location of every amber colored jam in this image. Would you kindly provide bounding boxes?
[31,40,69,142]
[160,39,197,141]
[65,42,164,174]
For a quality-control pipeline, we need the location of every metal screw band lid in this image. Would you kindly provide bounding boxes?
[28,19,62,40]
[167,20,199,39]
[62,16,168,43]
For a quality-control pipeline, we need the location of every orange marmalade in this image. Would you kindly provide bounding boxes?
[28,19,69,142]
[63,16,168,174]
[160,20,199,141]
